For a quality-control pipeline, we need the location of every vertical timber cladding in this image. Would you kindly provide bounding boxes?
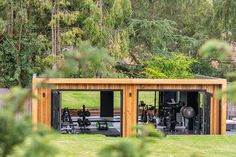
[32,78,227,137]
[221,81,227,134]
[123,84,137,137]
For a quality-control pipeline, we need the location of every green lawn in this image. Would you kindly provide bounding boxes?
[61,91,121,109]
[61,91,158,109]
[138,91,159,105]
[51,134,236,157]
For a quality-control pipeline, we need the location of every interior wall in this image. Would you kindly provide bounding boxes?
[100,91,114,117]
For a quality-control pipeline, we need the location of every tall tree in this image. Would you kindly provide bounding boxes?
[212,0,236,41]
[78,0,132,59]
[0,0,54,87]
[50,0,80,55]
[51,0,61,55]
[128,0,202,62]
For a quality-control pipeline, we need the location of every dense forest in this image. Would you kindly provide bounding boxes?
[1,1,236,157]
[0,0,236,87]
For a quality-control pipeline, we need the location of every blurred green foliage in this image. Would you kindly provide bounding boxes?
[199,40,236,105]
[0,87,56,157]
[42,42,125,78]
[199,40,233,61]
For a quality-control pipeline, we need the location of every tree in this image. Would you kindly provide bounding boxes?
[50,0,80,55]
[78,0,132,59]
[48,0,132,59]
[2,0,236,87]
[199,39,236,103]
[0,0,54,87]
[0,40,119,157]
[212,0,236,41]
[131,0,212,55]
[51,0,61,55]
[43,42,124,78]
[190,39,235,78]
[143,53,196,79]
[190,58,234,78]
[130,0,236,78]
[122,0,214,77]
[129,19,196,57]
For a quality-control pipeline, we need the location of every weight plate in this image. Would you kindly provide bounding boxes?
[84,111,91,117]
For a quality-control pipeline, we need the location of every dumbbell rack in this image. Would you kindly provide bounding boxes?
[77,105,91,130]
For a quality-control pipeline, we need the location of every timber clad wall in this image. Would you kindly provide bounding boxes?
[32,78,227,137]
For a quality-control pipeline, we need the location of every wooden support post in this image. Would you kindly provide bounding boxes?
[32,77,38,127]
[221,81,227,135]
[122,85,137,137]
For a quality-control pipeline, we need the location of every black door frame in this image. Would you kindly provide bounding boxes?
[51,90,62,131]
[136,89,212,135]
[51,89,124,137]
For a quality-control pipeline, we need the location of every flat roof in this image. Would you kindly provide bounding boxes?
[33,78,227,85]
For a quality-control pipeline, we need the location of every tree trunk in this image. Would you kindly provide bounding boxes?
[6,0,14,37]
[17,0,24,86]
[51,0,61,56]
[96,0,103,29]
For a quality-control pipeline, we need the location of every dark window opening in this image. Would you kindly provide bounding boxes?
[137,90,211,135]
[51,90,122,137]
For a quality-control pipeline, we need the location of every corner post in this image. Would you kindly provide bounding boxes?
[32,75,38,126]
[221,80,227,135]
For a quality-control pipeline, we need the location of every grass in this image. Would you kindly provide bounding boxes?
[51,134,236,157]
[61,91,158,109]
[138,91,159,105]
[61,91,121,109]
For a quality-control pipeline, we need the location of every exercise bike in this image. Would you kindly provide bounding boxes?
[139,101,156,126]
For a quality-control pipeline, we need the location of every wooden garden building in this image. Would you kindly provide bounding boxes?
[32,77,227,137]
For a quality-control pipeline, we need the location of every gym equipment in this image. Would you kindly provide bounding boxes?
[159,100,184,132]
[78,110,90,117]
[96,122,109,130]
[61,123,77,134]
[180,106,196,119]
[78,119,91,127]
[61,108,76,134]
[62,107,73,123]
[147,105,156,124]
[139,101,156,125]
[77,105,91,130]
[158,98,197,133]
[140,101,148,123]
